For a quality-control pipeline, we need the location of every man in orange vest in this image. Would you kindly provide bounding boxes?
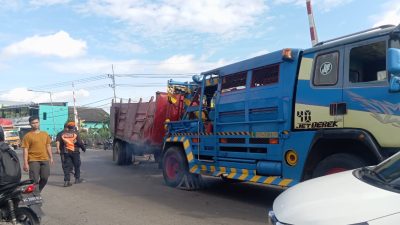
[61,122,86,187]
[56,123,68,170]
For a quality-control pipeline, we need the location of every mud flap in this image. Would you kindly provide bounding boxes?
[177,173,204,191]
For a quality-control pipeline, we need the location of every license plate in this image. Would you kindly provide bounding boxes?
[22,195,42,204]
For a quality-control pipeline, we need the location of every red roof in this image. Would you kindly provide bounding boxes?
[0,118,13,127]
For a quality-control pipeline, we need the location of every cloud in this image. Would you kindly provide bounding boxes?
[29,0,70,6]
[0,88,89,103]
[46,54,228,75]
[274,0,353,12]
[79,0,267,35]
[157,55,225,73]
[0,0,21,10]
[247,49,270,59]
[109,42,147,54]
[273,0,303,6]
[0,62,7,71]
[2,31,87,58]
[372,1,400,27]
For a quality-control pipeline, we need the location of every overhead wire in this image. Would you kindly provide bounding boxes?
[114,73,196,78]
[31,75,108,90]
[0,72,193,93]
[116,84,166,87]
[81,97,114,107]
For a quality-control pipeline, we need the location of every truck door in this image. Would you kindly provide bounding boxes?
[294,48,345,130]
[343,37,400,148]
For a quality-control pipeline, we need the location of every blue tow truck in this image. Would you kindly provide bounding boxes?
[161,24,400,190]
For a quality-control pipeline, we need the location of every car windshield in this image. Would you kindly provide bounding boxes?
[372,152,400,187]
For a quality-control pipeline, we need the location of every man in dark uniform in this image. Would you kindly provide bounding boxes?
[56,123,68,171]
[61,122,86,187]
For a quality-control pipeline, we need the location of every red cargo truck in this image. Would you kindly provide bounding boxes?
[110,92,184,165]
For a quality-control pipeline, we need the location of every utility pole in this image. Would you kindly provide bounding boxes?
[72,82,79,130]
[49,92,56,136]
[111,64,117,101]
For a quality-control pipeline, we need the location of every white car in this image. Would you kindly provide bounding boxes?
[269,152,400,225]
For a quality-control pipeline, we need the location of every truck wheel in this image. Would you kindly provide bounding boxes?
[114,141,126,165]
[312,153,367,178]
[162,146,203,190]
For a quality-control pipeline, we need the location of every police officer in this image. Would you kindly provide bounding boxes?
[56,123,68,171]
[61,122,86,187]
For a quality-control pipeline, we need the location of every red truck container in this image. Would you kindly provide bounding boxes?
[110,92,183,165]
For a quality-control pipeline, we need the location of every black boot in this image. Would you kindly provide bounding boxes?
[64,181,72,187]
[75,178,84,184]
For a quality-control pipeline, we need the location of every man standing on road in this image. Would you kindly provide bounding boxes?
[56,123,69,172]
[22,116,54,192]
[61,122,86,187]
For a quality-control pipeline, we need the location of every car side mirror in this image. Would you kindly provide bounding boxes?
[388,48,400,92]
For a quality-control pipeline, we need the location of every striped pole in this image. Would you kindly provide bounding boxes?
[306,0,319,46]
[72,82,79,130]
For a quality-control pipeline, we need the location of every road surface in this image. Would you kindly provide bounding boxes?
[18,149,282,225]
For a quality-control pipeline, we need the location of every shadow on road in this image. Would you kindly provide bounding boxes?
[75,151,283,223]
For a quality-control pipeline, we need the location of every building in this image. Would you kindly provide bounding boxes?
[0,101,109,136]
[0,102,68,137]
[39,103,68,136]
[68,107,109,130]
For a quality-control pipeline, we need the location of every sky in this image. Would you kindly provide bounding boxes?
[0,0,399,111]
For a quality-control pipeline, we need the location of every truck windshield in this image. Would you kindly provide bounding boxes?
[5,131,19,138]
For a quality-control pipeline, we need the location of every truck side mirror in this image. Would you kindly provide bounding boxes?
[388,48,400,92]
[192,75,202,84]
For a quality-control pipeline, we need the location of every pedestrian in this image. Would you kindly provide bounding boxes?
[61,122,86,187]
[22,116,54,192]
[56,123,68,171]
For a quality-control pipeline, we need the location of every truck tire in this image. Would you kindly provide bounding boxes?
[162,146,203,190]
[114,141,127,165]
[312,153,367,178]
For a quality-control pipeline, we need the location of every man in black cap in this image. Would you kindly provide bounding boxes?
[61,122,86,187]
[56,123,68,172]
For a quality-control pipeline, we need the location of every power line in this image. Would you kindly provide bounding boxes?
[116,84,165,87]
[114,73,196,78]
[0,75,109,93]
[81,97,114,107]
[29,75,108,90]
[0,73,195,93]
[73,84,110,90]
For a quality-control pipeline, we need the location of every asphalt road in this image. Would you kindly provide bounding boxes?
[18,149,282,225]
